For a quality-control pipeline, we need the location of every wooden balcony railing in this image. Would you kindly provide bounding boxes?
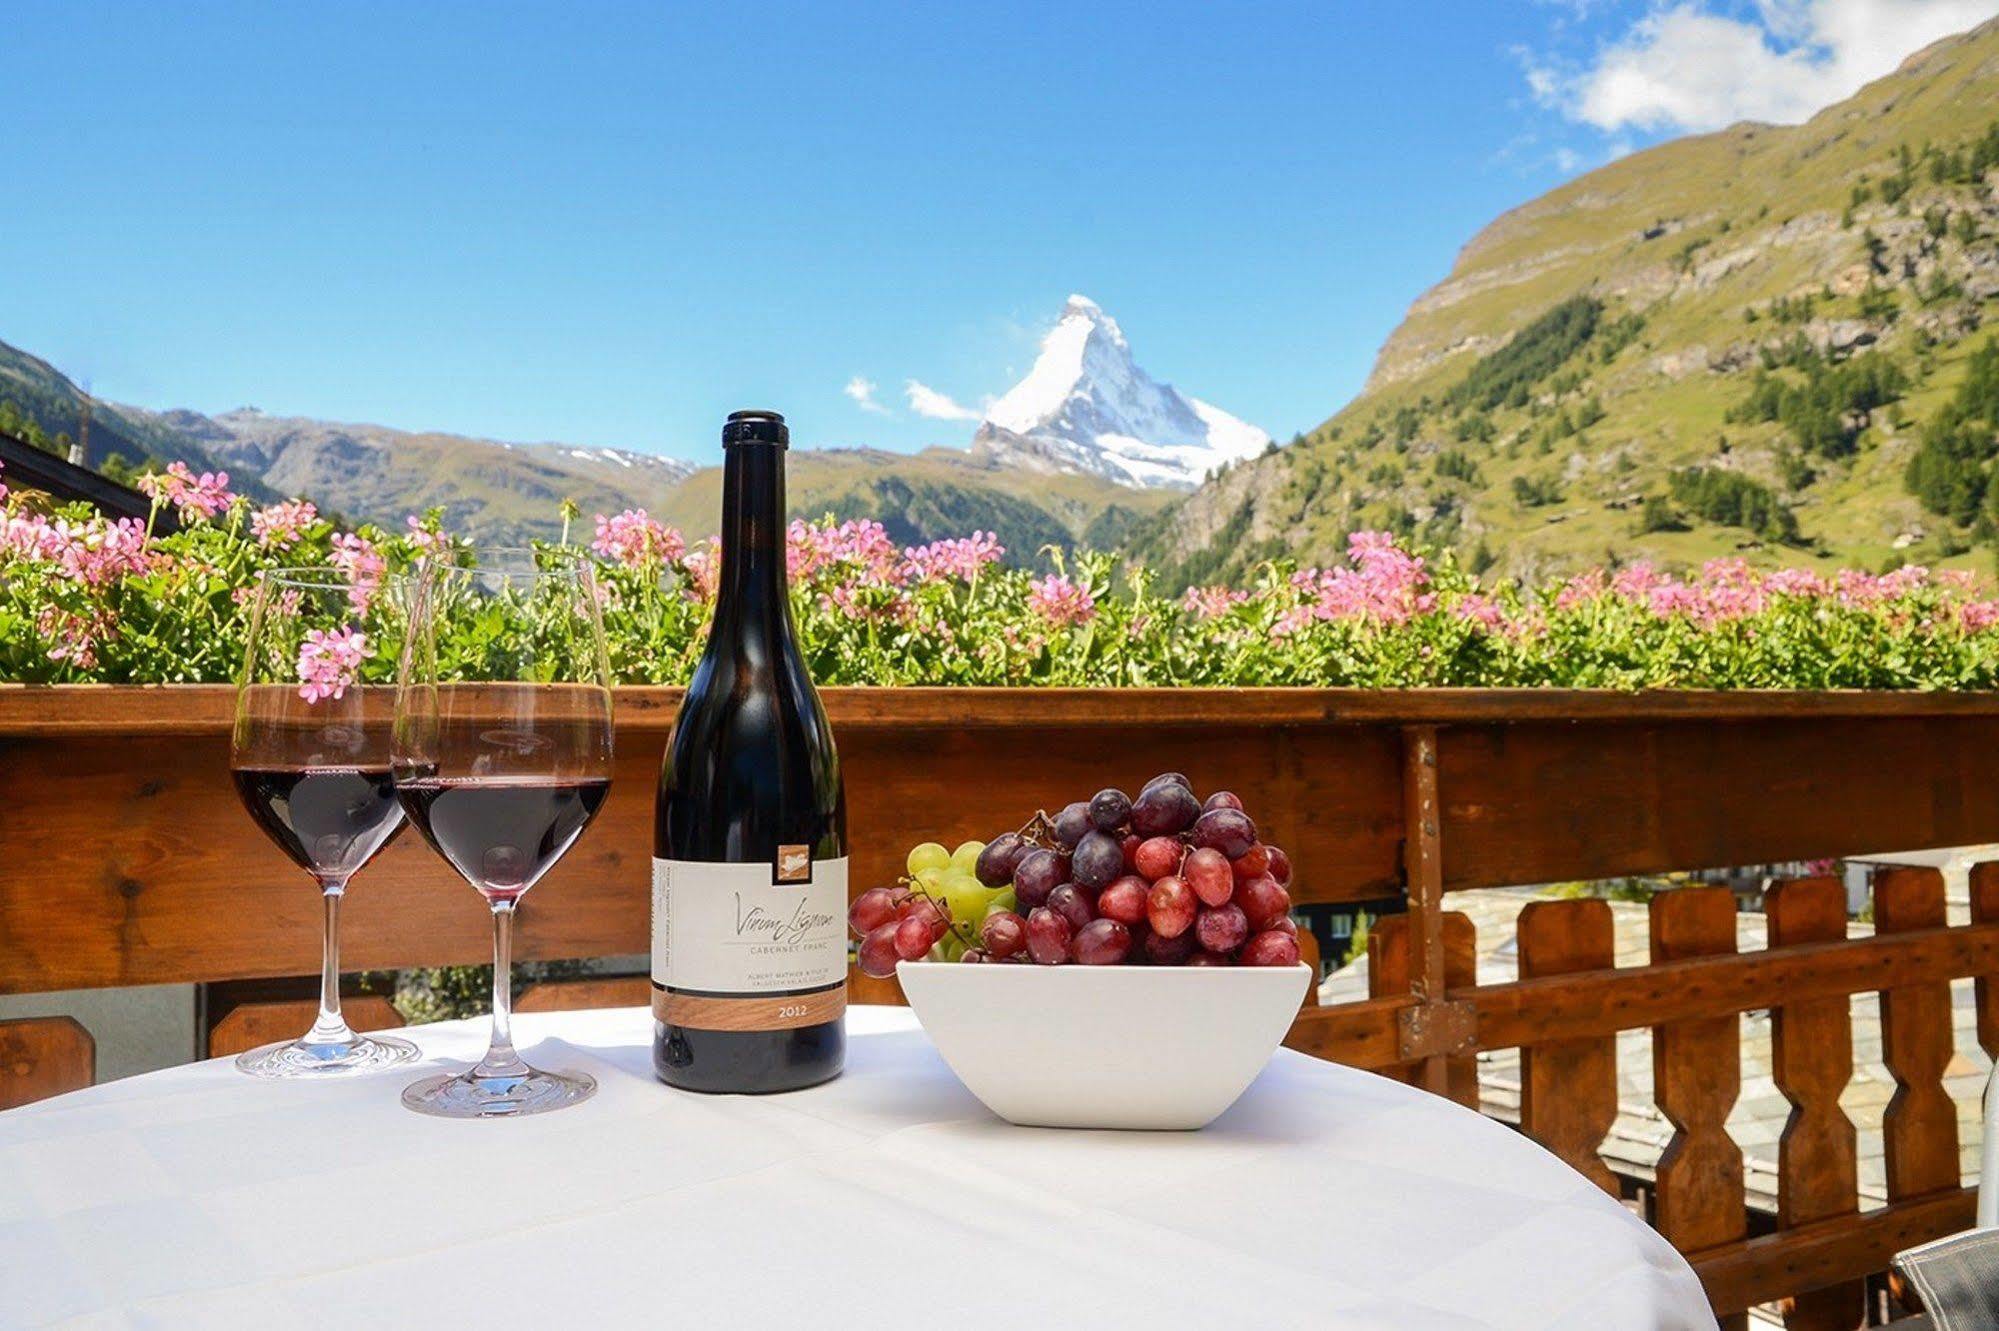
[4,684,1999,1324]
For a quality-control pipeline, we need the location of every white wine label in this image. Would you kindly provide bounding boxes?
[652,856,849,996]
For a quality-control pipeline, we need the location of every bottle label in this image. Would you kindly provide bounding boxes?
[651,856,849,1028]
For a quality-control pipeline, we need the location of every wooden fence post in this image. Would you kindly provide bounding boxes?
[1651,885,1747,1330]
[1873,868,1961,1204]
[1767,876,1862,1331]
[1517,898,1619,1196]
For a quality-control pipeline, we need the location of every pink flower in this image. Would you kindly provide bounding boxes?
[1281,531,1434,627]
[1181,585,1249,619]
[592,509,685,568]
[54,516,153,587]
[903,532,1004,582]
[1452,593,1508,630]
[1765,567,1828,597]
[138,461,236,521]
[1610,563,1665,600]
[1027,573,1096,628]
[682,544,721,601]
[37,606,107,669]
[1961,600,1999,633]
[403,516,449,555]
[329,532,386,611]
[1555,569,1606,611]
[788,518,901,582]
[250,500,318,550]
[297,626,367,704]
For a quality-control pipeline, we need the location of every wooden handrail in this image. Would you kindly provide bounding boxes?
[1284,921,1999,1065]
[7,682,1999,736]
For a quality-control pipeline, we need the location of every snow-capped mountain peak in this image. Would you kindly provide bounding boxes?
[972,295,1270,490]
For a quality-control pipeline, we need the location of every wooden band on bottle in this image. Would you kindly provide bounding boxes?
[652,985,846,1032]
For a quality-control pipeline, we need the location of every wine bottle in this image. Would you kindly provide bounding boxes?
[653,410,847,1093]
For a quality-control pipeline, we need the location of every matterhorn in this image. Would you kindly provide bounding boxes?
[970,295,1271,490]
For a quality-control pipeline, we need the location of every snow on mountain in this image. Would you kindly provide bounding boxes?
[971,295,1271,490]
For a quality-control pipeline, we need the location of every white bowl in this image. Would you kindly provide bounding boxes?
[895,961,1312,1130]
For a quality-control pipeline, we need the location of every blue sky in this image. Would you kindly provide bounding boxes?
[3,1,1989,465]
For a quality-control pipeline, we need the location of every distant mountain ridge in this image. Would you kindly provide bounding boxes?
[0,294,1257,553]
[970,295,1270,489]
[149,405,696,541]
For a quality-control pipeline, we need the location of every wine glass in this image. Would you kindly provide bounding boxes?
[230,569,421,1077]
[392,548,613,1118]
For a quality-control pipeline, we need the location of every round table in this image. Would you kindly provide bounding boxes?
[0,1006,1711,1330]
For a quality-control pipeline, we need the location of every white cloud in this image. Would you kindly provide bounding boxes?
[843,375,891,415]
[904,379,981,422]
[1543,0,1998,134]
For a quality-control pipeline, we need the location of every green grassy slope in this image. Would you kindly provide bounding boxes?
[656,446,1172,561]
[1142,18,1999,585]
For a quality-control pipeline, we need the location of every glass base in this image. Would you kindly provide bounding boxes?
[401,1064,597,1118]
[235,1032,420,1078]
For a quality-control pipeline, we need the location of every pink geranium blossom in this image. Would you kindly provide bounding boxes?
[1182,585,1250,619]
[903,532,1003,582]
[682,544,721,602]
[297,627,367,704]
[1452,593,1508,630]
[592,509,685,567]
[329,532,386,611]
[1282,531,1435,629]
[138,462,236,521]
[788,518,901,581]
[250,500,318,550]
[1027,574,1096,628]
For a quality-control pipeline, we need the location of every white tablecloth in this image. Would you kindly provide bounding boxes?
[0,1007,1712,1330]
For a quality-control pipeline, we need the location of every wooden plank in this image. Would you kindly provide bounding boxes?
[1872,867,1961,1201]
[10,684,1999,737]
[514,975,650,1013]
[1365,911,1476,1100]
[207,995,405,1058]
[1517,898,1618,1196]
[1438,717,1999,891]
[0,722,1404,993]
[1650,887,1746,1261]
[1282,994,1418,1068]
[0,1015,94,1110]
[1764,876,1862,1331]
[1465,922,1999,1051]
[1690,1187,1977,1315]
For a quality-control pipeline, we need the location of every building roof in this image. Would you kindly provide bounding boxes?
[0,433,167,528]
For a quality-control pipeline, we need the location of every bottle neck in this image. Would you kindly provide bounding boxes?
[716,442,790,619]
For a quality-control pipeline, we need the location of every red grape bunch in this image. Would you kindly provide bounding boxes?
[850,772,1301,975]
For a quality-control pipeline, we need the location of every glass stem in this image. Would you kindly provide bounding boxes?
[305,884,358,1047]
[476,903,526,1078]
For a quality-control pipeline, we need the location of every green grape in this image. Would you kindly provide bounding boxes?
[907,842,952,877]
[941,870,988,929]
[985,888,1018,916]
[950,840,986,872]
[940,934,967,962]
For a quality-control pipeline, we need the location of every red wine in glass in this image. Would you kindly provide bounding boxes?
[398,775,611,904]
[230,569,421,1079]
[232,766,406,885]
[392,550,614,1119]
